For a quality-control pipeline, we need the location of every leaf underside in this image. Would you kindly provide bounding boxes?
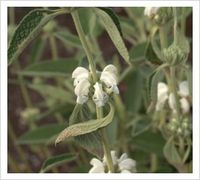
[55,103,114,145]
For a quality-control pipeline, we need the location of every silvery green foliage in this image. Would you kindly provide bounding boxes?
[89,151,136,173]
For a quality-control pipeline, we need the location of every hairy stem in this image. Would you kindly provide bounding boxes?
[71,10,97,82]
[96,107,114,173]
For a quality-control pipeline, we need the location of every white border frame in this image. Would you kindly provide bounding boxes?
[1,1,199,180]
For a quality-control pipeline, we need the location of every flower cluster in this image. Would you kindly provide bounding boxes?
[156,81,190,114]
[89,151,136,173]
[167,117,191,138]
[72,64,119,107]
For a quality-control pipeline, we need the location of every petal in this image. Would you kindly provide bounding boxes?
[119,158,136,171]
[180,98,190,114]
[76,95,88,104]
[93,82,108,107]
[89,166,105,173]
[74,79,90,96]
[178,81,189,97]
[120,169,131,173]
[90,158,104,167]
[156,82,169,111]
[101,72,118,86]
[72,67,89,79]
[119,153,128,162]
[103,64,118,76]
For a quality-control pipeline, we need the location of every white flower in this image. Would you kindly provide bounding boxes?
[74,79,90,104]
[117,152,136,173]
[180,98,190,114]
[168,93,176,114]
[144,7,160,18]
[93,82,108,107]
[178,81,189,97]
[100,65,119,94]
[89,158,104,173]
[168,93,190,114]
[156,82,169,111]
[89,151,136,173]
[72,67,89,86]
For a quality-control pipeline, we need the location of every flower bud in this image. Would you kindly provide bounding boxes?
[144,7,173,25]
[162,43,188,65]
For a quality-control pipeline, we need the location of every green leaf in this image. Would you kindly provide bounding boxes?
[28,84,74,104]
[145,40,162,65]
[55,103,115,145]
[79,8,103,36]
[41,153,77,173]
[71,104,103,158]
[123,69,143,113]
[32,102,74,122]
[163,137,182,166]
[132,130,166,156]
[94,8,131,65]
[130,42,147,62]
[17,124,66,144]
[8,8,67,65]
[20,58,78,77]
[54,31,82,49]
[29,36,47,63]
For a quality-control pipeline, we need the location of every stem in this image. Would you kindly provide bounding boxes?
[96,107,114,173]
[114,94,128,153]
[181,8,186,36]
[170,67,181,119]
[71,10,97,82]
[159,26,168,49]
[49,35,58,59]
[173,7,178,45]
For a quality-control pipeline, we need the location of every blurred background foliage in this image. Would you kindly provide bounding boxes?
[8,7,192,173]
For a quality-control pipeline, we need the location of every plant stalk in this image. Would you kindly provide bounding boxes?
[96,107,114,173]
[71,10,97,82]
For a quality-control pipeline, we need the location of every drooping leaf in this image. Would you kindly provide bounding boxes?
[54,31,82,49]
[17,124,66,144]
[94,8,131,65]
[70,104,103,158]
[8,8,68,65]
[40,153,77,173]
[28,84,74,104]
[20,58,78,77]
[163,137,182,166]
[55,103,114,145]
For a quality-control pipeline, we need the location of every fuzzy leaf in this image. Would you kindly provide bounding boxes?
[163,137,182,166]
[54,31,82,49]
[29,84,74,103]
[55,103,114,145]
[20,58,78,77]
[69,104,103,158]
[94,8,130,65]
[8,9,67,65]
[41,153,77,173]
